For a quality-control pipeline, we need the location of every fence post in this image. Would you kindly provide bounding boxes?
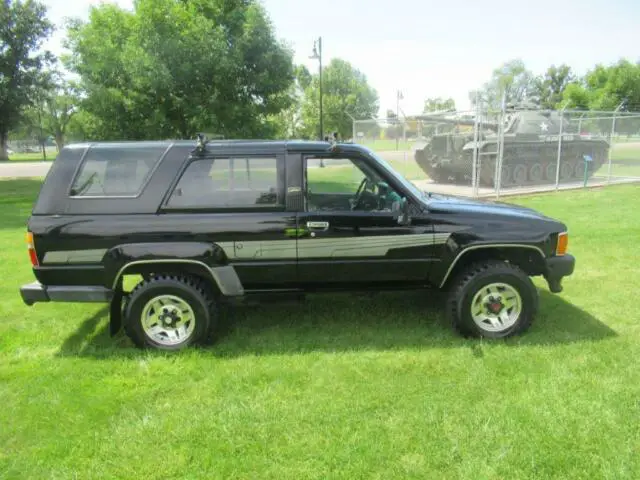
[555,104,569,190]
[471,96,480,198]
[607,108,620,184]
[494,93,507,199]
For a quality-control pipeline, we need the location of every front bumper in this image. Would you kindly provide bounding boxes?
[20,281,113,306]
[544,254,575,293]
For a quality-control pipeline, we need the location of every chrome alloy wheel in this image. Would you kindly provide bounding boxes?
[140,294,196,346]
[470,282,522,333]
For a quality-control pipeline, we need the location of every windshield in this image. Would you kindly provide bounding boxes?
[362,146,428,201]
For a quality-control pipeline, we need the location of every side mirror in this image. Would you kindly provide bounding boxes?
[392,197,411,225]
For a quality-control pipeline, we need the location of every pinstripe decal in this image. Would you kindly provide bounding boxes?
[298,234,436,258]
[220,233,451,260]
[42,233,452,264]
[218,240,297,260]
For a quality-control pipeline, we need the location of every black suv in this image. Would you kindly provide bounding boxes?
[20,138,575,350]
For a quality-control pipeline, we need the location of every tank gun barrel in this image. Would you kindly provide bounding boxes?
[413,113,500,130]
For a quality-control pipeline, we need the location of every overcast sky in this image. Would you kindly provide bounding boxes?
[42,0,640,116]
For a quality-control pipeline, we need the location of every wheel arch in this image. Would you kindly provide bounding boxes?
[439,244,546,289]
[113,259,244,297]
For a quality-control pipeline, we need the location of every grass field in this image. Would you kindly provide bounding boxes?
[5,151,57,162]
[2,179,640,478]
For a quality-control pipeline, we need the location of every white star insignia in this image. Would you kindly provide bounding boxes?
[540,122,549,132]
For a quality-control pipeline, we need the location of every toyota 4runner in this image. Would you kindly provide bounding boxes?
[20,137,575,350]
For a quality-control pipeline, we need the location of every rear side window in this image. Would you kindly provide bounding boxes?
[167,157,281,208]
[69,145,167,197]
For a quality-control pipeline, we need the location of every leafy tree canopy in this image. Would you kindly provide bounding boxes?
[62,0,297,140]
[0,0,55,160]
[301,58,379,140]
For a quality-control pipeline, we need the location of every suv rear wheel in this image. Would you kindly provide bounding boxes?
[446,260,538,338]
[123,274,216,350]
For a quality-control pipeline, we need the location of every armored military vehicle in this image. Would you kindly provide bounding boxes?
[413,106,610,187]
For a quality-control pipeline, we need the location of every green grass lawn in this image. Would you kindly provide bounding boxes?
[359,139,413,151]
[2,179,640,478]
[5,151,57,162]
[610,141,640,163]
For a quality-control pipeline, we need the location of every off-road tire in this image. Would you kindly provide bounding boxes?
[446,260,538,339]
[123,274,217,350]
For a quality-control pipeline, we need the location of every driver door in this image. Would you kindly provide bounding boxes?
[296,154,433,287]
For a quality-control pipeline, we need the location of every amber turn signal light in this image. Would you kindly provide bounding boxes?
[556,232,568,256]
[26,231,39,267]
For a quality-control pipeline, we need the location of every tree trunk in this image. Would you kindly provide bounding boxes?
[55,133,65,152]
[0,130,8,161]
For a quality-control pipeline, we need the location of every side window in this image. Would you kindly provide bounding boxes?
[305,157,367,194]
[305,156,402,212]
[167,156,282,209]
[70,145,166,197]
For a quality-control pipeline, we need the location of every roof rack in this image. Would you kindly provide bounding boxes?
[193,133,225,154]
[326,132,340,152]
[197,133,208,150]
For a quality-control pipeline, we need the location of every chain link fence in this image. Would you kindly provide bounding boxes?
[354,106,640,199]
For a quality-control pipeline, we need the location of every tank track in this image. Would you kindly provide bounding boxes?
[415,144,608,188]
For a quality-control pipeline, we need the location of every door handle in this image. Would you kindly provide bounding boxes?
[306,221,329,231]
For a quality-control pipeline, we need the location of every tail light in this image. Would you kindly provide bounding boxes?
[26,232,39,267]
[556,232,568,256]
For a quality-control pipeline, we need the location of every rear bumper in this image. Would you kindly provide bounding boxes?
[20,281,113,306]
[544,254,575,293]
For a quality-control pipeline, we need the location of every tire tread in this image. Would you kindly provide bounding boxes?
[446,260,538,338]
[123,273,217,349]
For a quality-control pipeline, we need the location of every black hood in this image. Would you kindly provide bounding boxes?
[423,192,560,223]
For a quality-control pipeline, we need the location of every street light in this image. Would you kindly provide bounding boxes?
[309,36,323,141]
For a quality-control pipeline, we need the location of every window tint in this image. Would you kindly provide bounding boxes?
[305,157,367,194]
[167,157,281,208]
[70,145,166,197]
[305,156,402,213]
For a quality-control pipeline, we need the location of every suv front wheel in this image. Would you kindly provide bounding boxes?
[123,274,216,350]
[446,260,538,338]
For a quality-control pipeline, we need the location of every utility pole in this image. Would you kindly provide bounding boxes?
[309,37,323,140]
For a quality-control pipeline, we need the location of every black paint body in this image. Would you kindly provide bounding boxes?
[21,140,575,305]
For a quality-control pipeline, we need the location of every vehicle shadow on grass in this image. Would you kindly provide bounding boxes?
[56,289,618,359]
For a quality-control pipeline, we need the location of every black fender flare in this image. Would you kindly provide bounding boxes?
[435,243,547,289]
[104,242,244,297]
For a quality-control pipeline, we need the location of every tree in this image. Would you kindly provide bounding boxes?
[300,58,379,140]
[533,64,574,109]
[561,82,591,110]
[0,0,55,160]
[267,65,312,139]
[561,59,640,136]
[423,97,455,113]
[560,60,640,111]
[62,0,296,141]
[20,71,80,153]
[471,59,536,111]
[296,65,312,90]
